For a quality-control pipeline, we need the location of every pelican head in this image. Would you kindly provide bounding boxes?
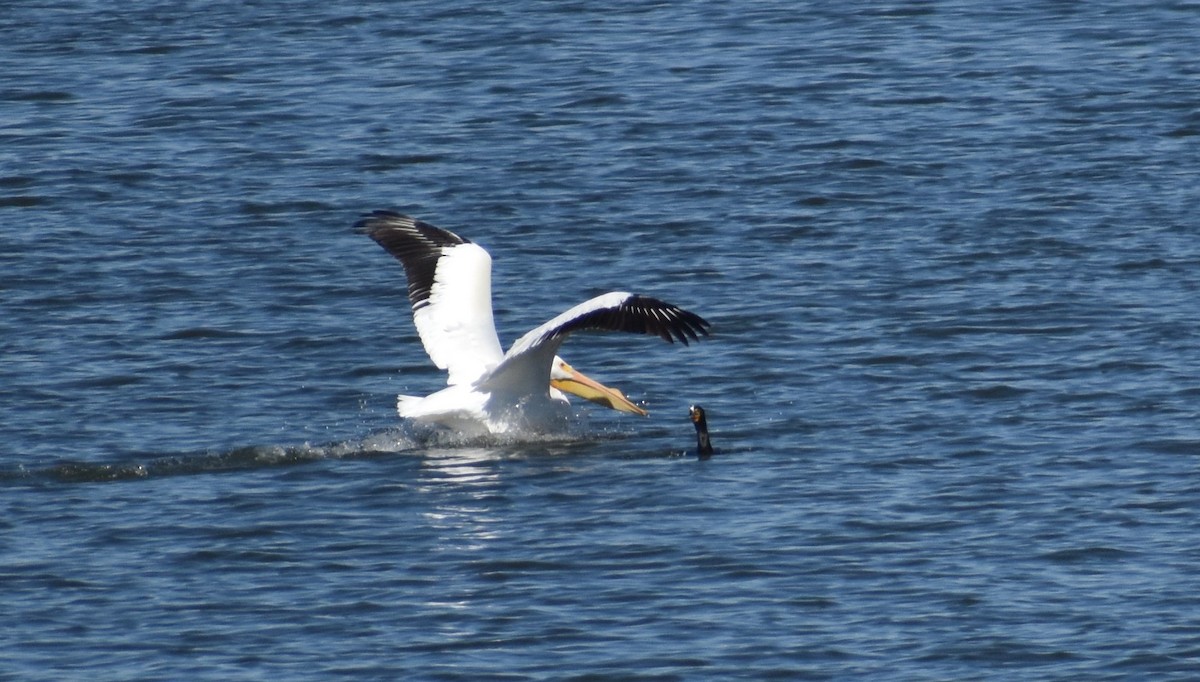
[549,356,648,416]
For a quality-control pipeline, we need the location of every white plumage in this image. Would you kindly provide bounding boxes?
[356,211,710,435]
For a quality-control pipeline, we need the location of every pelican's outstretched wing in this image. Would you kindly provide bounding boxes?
[356,211,505,386]
[483,292,710,396]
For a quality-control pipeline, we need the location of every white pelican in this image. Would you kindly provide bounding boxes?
[356,210,710,435]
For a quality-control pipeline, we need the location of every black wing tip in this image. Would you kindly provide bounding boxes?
[354,210,475,312]
[523,292,710,351]
[674,307,712,345]
[353,209,410,233]
[624,294,711,346]
[353,210,472,246]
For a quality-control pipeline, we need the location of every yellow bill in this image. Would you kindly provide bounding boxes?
[551,360,648,416]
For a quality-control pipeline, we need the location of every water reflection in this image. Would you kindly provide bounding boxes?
[416,447,509,546]
[419,447,506,488]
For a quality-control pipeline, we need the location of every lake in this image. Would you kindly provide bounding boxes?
[3,1,1200,679]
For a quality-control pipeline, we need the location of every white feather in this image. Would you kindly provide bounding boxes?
[413,243,504,386]
[505,292,633,360]
[482,292,634,397]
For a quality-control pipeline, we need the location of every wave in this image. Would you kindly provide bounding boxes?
[0,423,620,486]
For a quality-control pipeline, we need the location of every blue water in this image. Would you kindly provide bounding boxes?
[4,1,1200,678]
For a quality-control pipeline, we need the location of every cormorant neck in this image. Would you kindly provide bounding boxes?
[693,417,714,459]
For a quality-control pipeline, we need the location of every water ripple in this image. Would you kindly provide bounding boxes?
[4,0,1200,679]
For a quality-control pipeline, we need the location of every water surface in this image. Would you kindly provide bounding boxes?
[3,1,1200,679]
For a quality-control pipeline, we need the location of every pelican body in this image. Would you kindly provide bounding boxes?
[356,211,709,435]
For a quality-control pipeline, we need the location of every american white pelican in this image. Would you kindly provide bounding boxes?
[356,210,710,435]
